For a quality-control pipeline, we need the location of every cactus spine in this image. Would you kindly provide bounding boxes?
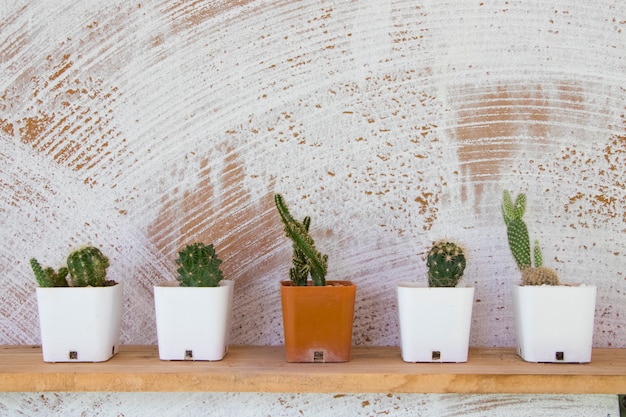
[30,258,69,287]
[31,246,113,287]
[176,242,224,287]
[521,266,560,286]
[274,193,328,286]
[501,190,533,270]
[66,246,111,287]
[502,190,559,286]
[426,241,467,287]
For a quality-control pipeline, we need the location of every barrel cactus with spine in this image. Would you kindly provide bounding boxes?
[176,242,224,287]
[426,241,467,287]
[501,190,559,286]
[66,246,113,287]
[274,193,328,286]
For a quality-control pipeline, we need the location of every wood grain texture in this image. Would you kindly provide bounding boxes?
[1,345,624,394]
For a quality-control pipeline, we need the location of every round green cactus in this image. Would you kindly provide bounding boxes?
[426,241,467,287]
[176,242,224,287]
[521,266,560,286]
[66,246,111,287]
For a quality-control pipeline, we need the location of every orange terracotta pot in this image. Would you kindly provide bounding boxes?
[280,280,356,363]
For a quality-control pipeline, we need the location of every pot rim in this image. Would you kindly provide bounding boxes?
[280,280,355,287]
[155,279,234,288]
[397,281,474,289]
[36,282,122,291]
[512,283,596,290]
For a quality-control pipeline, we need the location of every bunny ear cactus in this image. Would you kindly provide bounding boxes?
[274,193,328,286]
[426,241,467,287]
[176,242,224,287]
[30,258,69,287]
[501,190,531,270]
[66,246,112,287]
[501,190,559,286]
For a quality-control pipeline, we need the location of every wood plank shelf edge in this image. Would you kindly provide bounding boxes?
[1,346,624,394]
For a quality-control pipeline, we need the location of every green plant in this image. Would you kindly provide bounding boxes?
[502,190,559,286]
[30,245,114,287]
[176,242,224,287]
[426,241,467,287]
[66,246,113,287]
[274,193,328,286]
[30,259,69,288]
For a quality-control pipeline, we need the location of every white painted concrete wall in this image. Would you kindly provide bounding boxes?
[1,0,624,414]
[0,393,620,416]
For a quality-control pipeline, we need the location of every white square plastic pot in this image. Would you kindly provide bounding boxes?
[513,284,597,363]
[154,280,234,361]
[397,283,474,362]
[36,283,123,363]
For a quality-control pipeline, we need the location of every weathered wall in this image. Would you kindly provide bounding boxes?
[0,393,619,416]
[1,0,624,415]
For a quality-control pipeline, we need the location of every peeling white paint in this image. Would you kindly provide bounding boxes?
[1,0,625,414]
[0,393,619,417]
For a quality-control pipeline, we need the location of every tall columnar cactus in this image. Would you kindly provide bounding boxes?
[66,246,111,287]
[426,241,467,287]
[274,193,328,286]
[30,258,69,287]
[501,190,559,286]
[176,242,224,287]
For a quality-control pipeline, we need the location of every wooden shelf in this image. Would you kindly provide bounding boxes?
[0,345,624,394]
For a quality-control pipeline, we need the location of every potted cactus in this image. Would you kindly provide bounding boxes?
[275,193,356,363]
[502,190,597,363]
[397,241,474,362]
[31,246,123,362]
[153,242,234,361]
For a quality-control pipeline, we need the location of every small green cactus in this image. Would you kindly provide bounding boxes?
[31,246,113,287]
[521,266,560,286]
[176,242,224,287]
[274,193,328,286]
[66,246,112,287]
[501,190,532,270]
[30,258,69,287]
[426,241,467,287]
[502,190,559,286]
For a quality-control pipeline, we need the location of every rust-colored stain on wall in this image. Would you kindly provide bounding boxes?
[451,82,589,204]
[5,52,126,187]
[561,130,626,225]
[148,151,282,281]
[163,0,256,33]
